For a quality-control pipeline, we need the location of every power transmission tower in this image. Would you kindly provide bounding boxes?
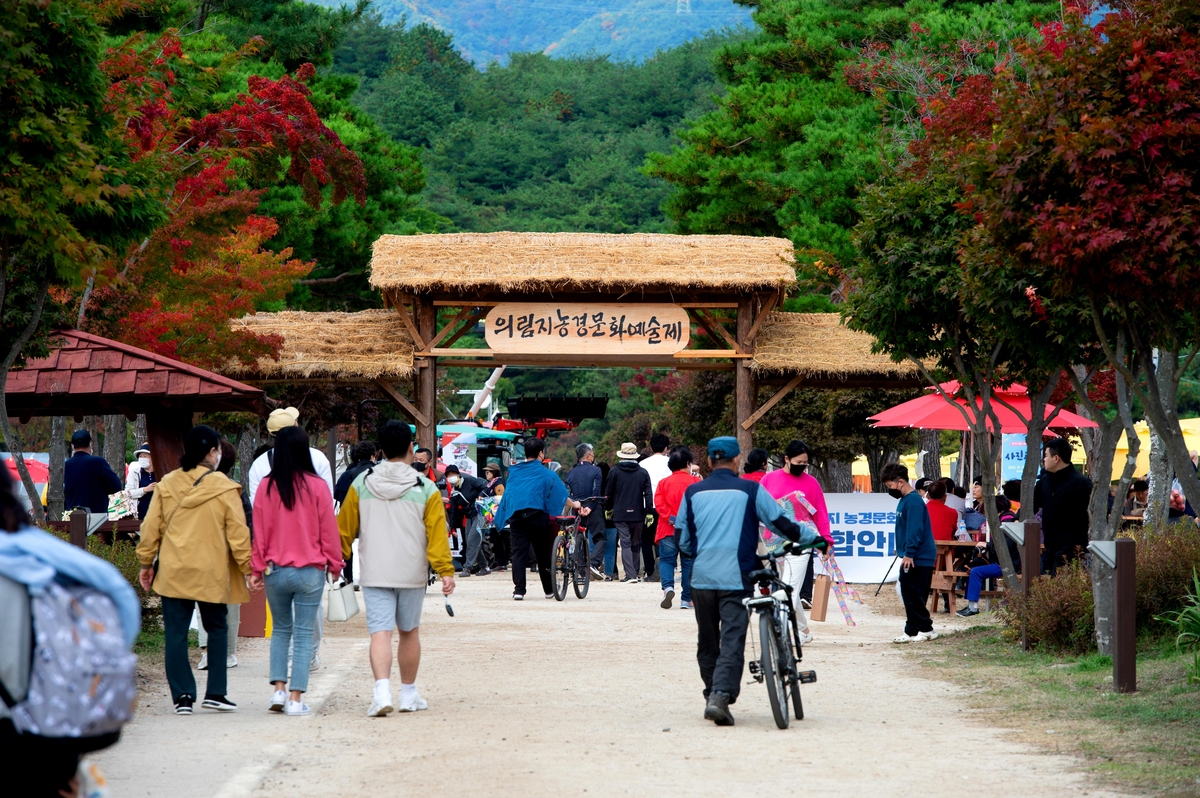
[677,0,691,14]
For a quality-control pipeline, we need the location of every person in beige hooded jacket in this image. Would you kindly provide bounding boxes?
[137,425,251,715]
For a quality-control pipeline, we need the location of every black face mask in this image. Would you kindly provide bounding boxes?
[412,461,428,472]
[887,488,904,500]
[788,463,807,476]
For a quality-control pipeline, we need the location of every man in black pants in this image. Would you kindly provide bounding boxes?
[1033,437,1092,576]
[881,462,938,643]
[676,437,826,726]
[492,438,577,600]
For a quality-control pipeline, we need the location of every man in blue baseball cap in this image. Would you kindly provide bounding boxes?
[676,436,826,726]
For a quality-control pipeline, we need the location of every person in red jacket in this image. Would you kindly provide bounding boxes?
[654,446,701,609]
[925,481,958,541]
[251,426,343,717]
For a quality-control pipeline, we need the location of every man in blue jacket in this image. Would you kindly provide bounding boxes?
[677,437,825,726]
[493,438,577,601]
[63,429,123,514]
[881,462,938,644]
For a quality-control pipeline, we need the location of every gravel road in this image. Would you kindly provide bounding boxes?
[95,573,1126,797]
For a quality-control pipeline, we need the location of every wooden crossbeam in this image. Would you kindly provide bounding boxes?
[741,373,804,430]
[374,378,429,427]
[390,296,426,351]
[673,350,753,359]
[424,306,482,351]
[689,308,746,354]
[744,290,780,347]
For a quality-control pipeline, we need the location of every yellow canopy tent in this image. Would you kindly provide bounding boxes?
[850,453,958,492]
[1111,418,1200,483]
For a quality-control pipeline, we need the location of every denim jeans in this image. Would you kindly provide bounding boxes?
[656,534,693,603]
[265,566,325,693]
[966,563,1003,602]
[604,523,618,576]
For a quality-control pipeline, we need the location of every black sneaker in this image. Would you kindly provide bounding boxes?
[661,589,675,609]
[704,691,735,726]
[956,606,980,618]
[174,695,194,715]
[513,592,524,601]
[620,576,638,583]
[201,694,238,712]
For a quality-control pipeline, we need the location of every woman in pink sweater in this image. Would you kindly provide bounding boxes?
[251,426,343,716]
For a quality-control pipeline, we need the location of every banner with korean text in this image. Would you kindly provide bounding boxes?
[819,493,902,584]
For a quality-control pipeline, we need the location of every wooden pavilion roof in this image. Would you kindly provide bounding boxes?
[6,330,265,419]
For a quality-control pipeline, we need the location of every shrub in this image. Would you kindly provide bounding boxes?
[1000,522,1200,654]
[50,529,151,609]
[1157,568,1200,683]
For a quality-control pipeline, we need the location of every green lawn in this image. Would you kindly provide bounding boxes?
[912,627,1200,796]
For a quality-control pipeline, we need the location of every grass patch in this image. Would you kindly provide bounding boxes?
[912,627,1200,796]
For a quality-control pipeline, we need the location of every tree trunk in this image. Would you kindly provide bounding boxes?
[103,414,127,478]
[1145,350,1175,526]
[0,272,50,524]
[918,428,941,481]
[823,458,854,493]
[236,425,256,490]
[48,416,66,520]
[1012,378,1058,520]
[134,414,148,450]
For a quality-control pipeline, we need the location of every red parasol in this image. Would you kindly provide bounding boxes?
[869,382,1098,433]
[4,456,50,483]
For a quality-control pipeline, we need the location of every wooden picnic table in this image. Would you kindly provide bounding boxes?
[929,539,979,615]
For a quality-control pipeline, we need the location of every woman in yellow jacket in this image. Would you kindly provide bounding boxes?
[136,425,252,715]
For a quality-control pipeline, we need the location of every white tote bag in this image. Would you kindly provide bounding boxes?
[326,581,360,622]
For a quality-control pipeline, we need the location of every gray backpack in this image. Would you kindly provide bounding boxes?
[0,577,137,748]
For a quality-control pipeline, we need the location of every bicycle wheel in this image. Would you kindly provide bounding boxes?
[572,532,591,599]
[781,614,804,721]
[759,612,789,729]
[552,534,569,601]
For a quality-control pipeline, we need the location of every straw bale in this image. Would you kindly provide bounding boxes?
[369,232,796,294]
[223,310,414,380]
[752,313,919,379]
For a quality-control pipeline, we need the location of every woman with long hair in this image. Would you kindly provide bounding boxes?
[251,426,343,716]
[137,425,251,715]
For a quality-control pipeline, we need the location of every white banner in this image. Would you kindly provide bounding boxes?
[819,493,901,584]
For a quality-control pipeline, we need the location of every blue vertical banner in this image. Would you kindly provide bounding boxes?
[1001,434,1027,481]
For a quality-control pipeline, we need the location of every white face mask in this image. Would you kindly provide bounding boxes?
[212,450,222,470]
[138,457,150,469]
[447,475,460,485]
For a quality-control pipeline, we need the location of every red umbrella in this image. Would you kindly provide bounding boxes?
[4,457,50,483]
[869,383,1097,432]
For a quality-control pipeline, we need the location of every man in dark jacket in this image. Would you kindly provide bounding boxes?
[334,441,376,504]
[63,429,122,514]
[606,442,653,582]
[564,443,605,580]
[445,464,490,576]
[1033,437,1092,576]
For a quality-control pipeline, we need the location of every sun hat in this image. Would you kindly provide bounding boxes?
[134,443,151,456]
[707,436,740,460]
[267,406,300,433]
[616,442,640,460]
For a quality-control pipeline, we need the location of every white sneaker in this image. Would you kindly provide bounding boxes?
[227,655,237,668]
[916,631,940,642]
[800,598,812,610]
[269,690,287,713]
[893,634,920,644]
[197,652,208,671]
[397,690,428,712]
[544,592,554,599]
[310,652,321,670]
[285,700,311,716]
[367,695,394,717]
[798,630,814,645]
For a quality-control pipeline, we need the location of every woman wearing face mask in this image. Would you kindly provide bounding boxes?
[126,443,157,519]
[759,440,834,644]
[137,426,253,715]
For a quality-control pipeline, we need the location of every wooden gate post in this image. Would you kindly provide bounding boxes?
[734,296,754,455]
[1021,520,1041,650]
[69,508,88,549]
[416,295,437,453]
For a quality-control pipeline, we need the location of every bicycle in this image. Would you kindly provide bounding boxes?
[744,544,818,729]
[550,497,601,601]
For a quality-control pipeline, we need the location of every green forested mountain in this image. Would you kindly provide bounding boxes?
[313,0,752,64]
[333,15,739,232]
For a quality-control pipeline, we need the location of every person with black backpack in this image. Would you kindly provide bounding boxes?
[1,461,140,795]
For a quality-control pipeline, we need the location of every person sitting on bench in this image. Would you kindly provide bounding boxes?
[957,495,1019,618]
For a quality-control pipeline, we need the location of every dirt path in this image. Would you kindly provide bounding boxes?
[96,574,1126,797]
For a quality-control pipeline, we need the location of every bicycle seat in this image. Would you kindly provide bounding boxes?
[746,569,776,583]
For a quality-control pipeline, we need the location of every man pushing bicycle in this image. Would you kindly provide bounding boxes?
[676,437,827,726]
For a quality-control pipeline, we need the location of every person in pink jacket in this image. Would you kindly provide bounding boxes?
[250,427,343,717]
[759,440,833,644]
